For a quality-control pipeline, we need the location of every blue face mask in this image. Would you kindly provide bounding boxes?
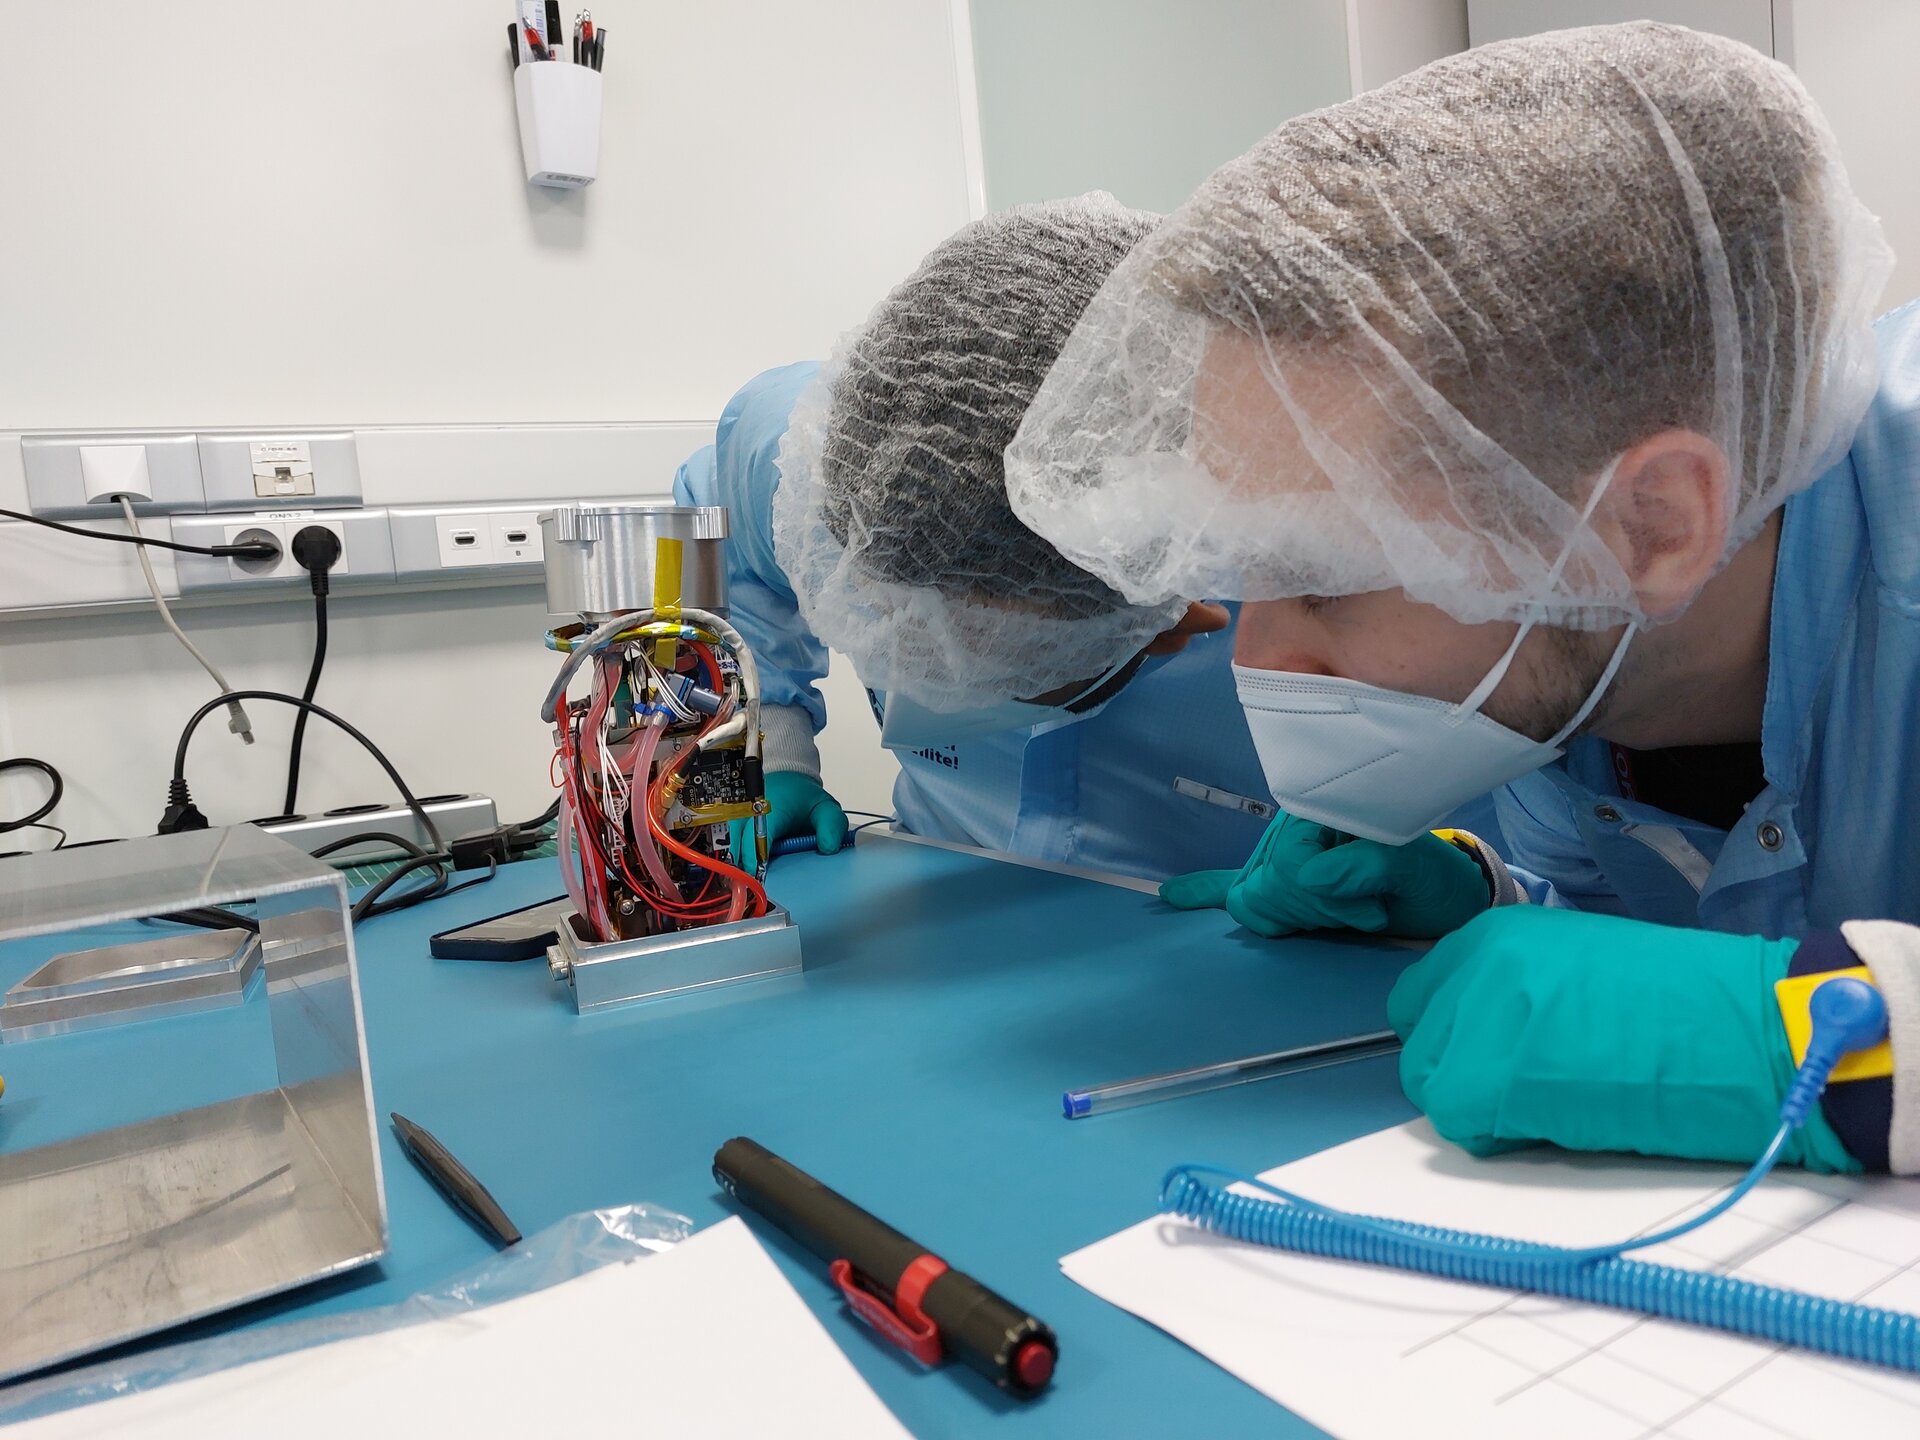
[879,649,1172,749]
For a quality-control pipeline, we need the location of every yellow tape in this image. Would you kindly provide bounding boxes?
[683,801,758,823]
[1773,966,1895,1082]
[652,537,683,668]
[1430,827,1485,860]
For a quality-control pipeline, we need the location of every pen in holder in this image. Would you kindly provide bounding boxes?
[513,61,602,188]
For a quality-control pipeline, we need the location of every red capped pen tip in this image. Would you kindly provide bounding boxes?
[1014,1340,1055,1391]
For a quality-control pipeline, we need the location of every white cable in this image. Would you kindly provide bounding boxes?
[119,498,255,744]
[542,607,762,761]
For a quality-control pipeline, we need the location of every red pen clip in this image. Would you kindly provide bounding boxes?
[830,1255,949,1366]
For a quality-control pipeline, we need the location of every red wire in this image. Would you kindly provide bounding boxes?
[571,756,724,919]
[558,723,615,933]
[554,642,761,933]
[689,642,723,692]
[645,713,769,917]
[568,738,731,920]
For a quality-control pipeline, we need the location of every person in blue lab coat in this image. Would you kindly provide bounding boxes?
[1005,25,1920,1175]
[675,194,1508,889]
[670,195,1276,884]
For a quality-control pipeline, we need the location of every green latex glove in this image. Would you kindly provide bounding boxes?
[1159,811,1490,939]
[1387,906,1859,1172]
[728,772,848,863]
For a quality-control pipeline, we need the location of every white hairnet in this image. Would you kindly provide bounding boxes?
[1005,24,1892,630]
[772,194,1186,713]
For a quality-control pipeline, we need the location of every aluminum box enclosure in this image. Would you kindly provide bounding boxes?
[0,827,388,1383]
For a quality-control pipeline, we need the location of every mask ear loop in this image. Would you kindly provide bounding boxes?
[1451,458,1632,728]
[1456,621,1535,721]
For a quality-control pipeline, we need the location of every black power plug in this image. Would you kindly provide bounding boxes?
[290,526,343,594]
[283,527,344,816]
[158,777,210,834]
[448,823,548,872]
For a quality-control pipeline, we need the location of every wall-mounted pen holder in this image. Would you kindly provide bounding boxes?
[513,61,602,188]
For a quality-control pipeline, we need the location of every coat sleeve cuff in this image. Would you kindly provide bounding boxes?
[1788,930,1891,1171]
[1438,829,1528,908]
[1838,920,1920,1175]
[758,702,824,781]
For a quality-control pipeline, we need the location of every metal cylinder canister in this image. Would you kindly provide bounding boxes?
[539,503,730,620]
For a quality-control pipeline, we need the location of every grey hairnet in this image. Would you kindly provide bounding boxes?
[773,193,1184,711]
[1004,24,1892,629]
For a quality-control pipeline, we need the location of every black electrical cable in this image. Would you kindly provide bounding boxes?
[355,851,498,922]
[283,526,342,816]
[309,830,427,862]
[0,823,66,858]
[149,905,261,934]
[167,691,444,851]
[513,797,561,833]
[0,756,63,832]
[0,506,277,560]
[168,694,504,924]
[311,831,457,922]
[308,832,498,922]
[169,693,460,920]
[282,588,329,814]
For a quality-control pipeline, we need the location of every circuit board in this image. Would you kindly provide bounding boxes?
[661,739,758,827]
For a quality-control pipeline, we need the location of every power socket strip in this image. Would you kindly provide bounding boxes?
[252,794,500,865]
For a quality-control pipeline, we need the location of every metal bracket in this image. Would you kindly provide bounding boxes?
[547,904,802,1013]
[0,928,261,1043]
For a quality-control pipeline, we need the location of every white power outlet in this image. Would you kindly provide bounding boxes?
[491,511,543,564]
[225,520,290,581]
[224,516,351,583]
[282,517,351,579]
[436,515,496,567]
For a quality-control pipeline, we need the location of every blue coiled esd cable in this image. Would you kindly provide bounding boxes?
[769,834,828,858]
[765,816,892,859]
[1160,976,1920,1373]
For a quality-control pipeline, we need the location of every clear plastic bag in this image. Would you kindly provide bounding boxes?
[0,1202,693,1426]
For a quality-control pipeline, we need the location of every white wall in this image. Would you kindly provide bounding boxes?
[0,0,973,841]
[1349,0,1470,92]
[1467,0,1776,52]
[967,0,1353,213]
[1791,0,1920,309]
[0,1,974,430]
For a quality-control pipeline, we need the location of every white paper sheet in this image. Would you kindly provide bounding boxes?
[17,1218,910,1439]
[1062,1120,1920,1440]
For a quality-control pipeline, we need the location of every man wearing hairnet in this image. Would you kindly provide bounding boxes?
[1006,24,1920,1175]
[672,195,1346,883]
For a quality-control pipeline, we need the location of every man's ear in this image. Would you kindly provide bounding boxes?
[1589,431,1731,621]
